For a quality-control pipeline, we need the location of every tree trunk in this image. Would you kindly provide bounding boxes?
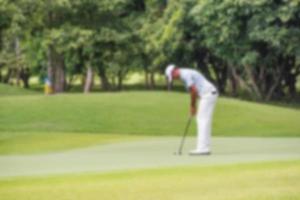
[14,37,22,87]
[98,67,110,90]
[20,67,30,89]
[149,71,155,89]
[144,69,150,89]
[117,70,123,90]
[258,67,266,93]
[221,65,228,94]
[284,56,297,98]
[265,79,281,101]
[229,67,239,96]
[84,65,93,93]
[244,65,262,100]
[265,63,285,101]
[229,65,253,96]
[54,57,65,93]
[47,46,65,93]
[47,47,54,93]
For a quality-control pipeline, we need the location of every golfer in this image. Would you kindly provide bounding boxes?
[165,64,218,155]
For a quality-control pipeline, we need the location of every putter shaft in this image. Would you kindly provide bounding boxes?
[176,117,192,154]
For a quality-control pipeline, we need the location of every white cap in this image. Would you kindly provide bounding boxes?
[165,64,175,84]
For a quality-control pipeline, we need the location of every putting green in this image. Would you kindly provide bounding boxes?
[0,137,299,178]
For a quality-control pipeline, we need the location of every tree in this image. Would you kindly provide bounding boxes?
[139,0,168,89]
[189,0,300,100]
[1,0,298,101]
[0,0,28,87]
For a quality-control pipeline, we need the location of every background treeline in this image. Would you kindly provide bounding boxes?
[0,0,299,101]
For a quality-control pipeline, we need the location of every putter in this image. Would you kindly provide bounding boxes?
[174,116,192,155]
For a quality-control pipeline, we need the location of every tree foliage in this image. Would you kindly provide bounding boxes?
[0,0,299,100]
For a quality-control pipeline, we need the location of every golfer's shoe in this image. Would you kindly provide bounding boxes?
[189,150,211,156]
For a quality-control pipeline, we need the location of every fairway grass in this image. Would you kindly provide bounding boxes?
[0,132,141,155]
[1,92,300,137]
[0,160,299,200]
[1,86,299,200]
[0,83,38,96]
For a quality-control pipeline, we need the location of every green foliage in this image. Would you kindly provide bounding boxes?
[0,0,299,99]
[186,0,300,99]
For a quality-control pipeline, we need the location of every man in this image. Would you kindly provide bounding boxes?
[165,64,218,155]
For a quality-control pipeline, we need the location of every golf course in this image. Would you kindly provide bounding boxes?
[1,0,300,199]
[0,83,300,200]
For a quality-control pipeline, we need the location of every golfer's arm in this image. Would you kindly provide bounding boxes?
[189,85,197,109]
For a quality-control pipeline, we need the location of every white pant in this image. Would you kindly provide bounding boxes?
[195,91,218,152]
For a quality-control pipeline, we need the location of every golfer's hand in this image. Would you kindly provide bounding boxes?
[190,106,196,117]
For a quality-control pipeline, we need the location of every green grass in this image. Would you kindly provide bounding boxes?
[0,160,299,200]
[0,92,299,137]
[1,84,299,199]
[0,83,39,96]
[0,84,299,154]
[0,132,140,155]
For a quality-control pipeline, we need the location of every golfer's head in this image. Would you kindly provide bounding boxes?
[165,64,179,90]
